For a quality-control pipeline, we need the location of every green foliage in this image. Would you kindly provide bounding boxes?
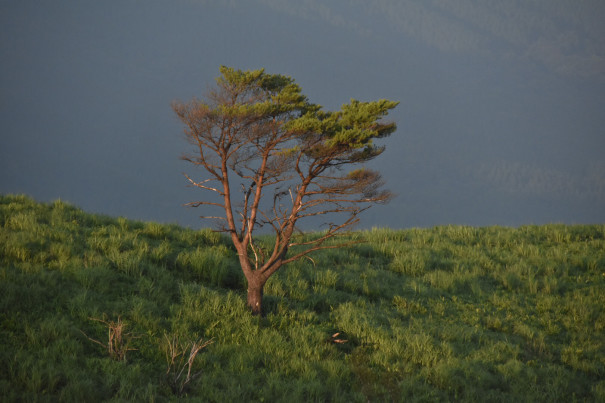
[1,194,604,401]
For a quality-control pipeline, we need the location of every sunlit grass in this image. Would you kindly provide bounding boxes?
[1,194,604,401]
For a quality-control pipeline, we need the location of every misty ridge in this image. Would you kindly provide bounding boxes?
[266,0,605,79]
[470,160,605,201]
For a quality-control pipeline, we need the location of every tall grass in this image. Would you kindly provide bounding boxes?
[1,194,604,401]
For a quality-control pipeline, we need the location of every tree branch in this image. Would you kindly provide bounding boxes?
[184,174,224,195]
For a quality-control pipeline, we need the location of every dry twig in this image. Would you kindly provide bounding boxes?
[80,316,138,361]
[164,333,213,395]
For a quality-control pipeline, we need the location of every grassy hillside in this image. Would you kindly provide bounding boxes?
[0,194,604,402]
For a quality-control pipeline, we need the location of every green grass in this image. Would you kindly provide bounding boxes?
[1,194,604,402]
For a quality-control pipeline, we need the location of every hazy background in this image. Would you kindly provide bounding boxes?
[1,0,604,229]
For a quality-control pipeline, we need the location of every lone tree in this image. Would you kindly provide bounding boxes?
[174,66,398,315]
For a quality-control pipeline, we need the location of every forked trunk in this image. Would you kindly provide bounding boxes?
[246,275,265,316]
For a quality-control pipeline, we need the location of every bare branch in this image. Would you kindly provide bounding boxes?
[197,216,227,221]
[287,215,361,248]
[282,240,364,266]
[184,201,225,208]
[184,174,224,195]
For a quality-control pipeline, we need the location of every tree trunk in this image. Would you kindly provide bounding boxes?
[246,275,265,316]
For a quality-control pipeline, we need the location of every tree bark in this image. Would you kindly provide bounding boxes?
[246,274,266,316]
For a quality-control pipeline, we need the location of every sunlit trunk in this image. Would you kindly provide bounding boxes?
[246,274,265,316]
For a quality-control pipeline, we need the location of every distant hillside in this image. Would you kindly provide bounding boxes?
[1,194,603,401]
